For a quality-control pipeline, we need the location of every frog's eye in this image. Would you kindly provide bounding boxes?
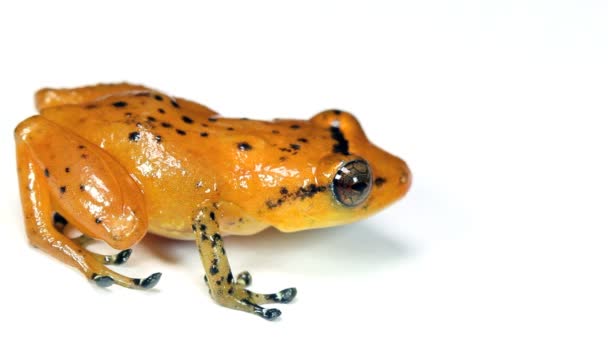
[332,160,372,207]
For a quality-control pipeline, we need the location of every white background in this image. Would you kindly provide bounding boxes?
[0,1,606,341]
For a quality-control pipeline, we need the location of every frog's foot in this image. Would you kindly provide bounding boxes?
[193,208,297,320]
[233,271,297,304]
[92,271,162,289]
[71,234,133,266]
[53,212,134,266]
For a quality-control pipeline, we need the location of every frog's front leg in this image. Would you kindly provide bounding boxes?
[192,208,297,320]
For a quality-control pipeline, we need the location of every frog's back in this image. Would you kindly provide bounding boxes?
[34,84,233,238]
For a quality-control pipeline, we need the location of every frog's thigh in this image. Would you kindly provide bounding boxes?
[15,116,159,289]
[35,83,152,110]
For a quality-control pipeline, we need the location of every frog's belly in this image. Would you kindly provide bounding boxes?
[146,214,271,240]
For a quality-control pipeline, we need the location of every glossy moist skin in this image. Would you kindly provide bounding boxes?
[15,83,411,320]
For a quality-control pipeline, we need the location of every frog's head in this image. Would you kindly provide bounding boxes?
[259,110,411,232]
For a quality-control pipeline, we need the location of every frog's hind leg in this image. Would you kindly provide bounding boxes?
[193,207,297,320]
[15,116,161,289]
[35,83,153,111]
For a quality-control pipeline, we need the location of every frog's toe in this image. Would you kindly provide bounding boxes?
[257,307,282,321]
[236,271,252,287]
[92,274,114,288]
[100,249,133,265]
[133,272,162,289]
[267,287,297,304]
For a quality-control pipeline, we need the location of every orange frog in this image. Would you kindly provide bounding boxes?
[14,83,411,319]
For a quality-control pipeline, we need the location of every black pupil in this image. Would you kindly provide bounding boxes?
[333,160,372,207]
[351,182,368,192]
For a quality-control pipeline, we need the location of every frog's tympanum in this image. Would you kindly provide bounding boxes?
[15,83,411,319]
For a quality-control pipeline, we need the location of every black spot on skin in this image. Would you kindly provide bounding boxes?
[226,272,234,284]
[279,156,288,162]
[208,117,218,122]
[375,178,387,187]
[112,101,127,108]
[158,108,166,114]
[221,247,226,255]
[200,132,209,137]
[216,280,222,286]
[161,122,173,128]
[65,167,70,173]
[290,144,300,150]
[154,94,163,101]
[290,124,301,129]
[210,212,216,221]
[279,147,292,153]
[128,132,141,141]
[155,135,162,143]
[59,186,66,194]
[44,168,50,177]
[295,184,327,200]
[182,116,194,124]
[227,127,234,131]
[52,212,68,229]
[135,92,151,97]
[228,287,234,295]
[297,138,308,143]
[280,187,289,195]
[202,123,209,128]
[238,142,252,151]
[124,112,132,117]
[146,116,157,122]
[170,98,180,108]
[84,104,97,109]
[95,218,103,224]
[272,130,280,134]
[210,265,219,275]
[266,200,278,209]
[79,184,86,191]
[330,126,350,155]
[78,145,85,149]
[176,129,186,136]
[211,233,222,247]
[81,154,88,159]
[332,109,342,115]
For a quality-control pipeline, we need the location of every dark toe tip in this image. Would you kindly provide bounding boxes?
[140,272,162,289]
[262,308,282,320]
[93,274,114,288]
[237,271,252,286]
[278,287,297,303]
[114,249,132,265]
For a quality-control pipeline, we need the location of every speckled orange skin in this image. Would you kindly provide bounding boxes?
[15,83,411,319]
